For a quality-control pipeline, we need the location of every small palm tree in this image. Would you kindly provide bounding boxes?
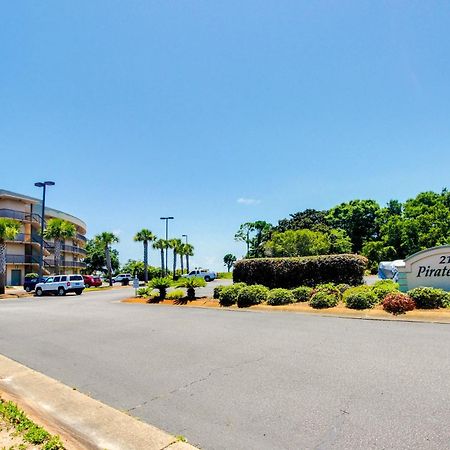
[149,277,172,300]
[43,218,76,275]
[95,232,119,286]
[169,238,183,280]
[183,243,194,273]
[152,239,167,276]
[0,218,21,295]
[134,229,155,283]
[177,277,206,300]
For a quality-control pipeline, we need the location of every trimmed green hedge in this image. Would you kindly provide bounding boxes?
[233,255,367,289]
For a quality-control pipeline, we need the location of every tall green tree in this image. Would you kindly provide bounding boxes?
[169,238,183,280]
[265,229,331,257]
[134,229,155,282]
[183,243,194,273]
[276,209,329,233]
[235,221,272,258]
[223,254,237,272]
[327,200,381,252]
[0,218,21,294]
[84,238,120,275]
[152,239,167,276]
[43,218,76,275]
[94,232,119,286]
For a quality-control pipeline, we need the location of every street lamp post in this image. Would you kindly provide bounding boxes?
[160,217,174,276]
[182,234,189,273]
[34,181,55,278]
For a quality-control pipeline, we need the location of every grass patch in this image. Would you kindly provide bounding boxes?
[0,396,65,449]
[217,272,233,279]
[84,286,114,292]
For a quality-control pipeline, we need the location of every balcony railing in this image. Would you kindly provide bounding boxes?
[0,208,42,224]
[76,233,87,243]
[43,259,86,268]
[62,245,87,255]
[5,255,51,267]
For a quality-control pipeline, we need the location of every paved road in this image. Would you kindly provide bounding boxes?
[1,290,450,449]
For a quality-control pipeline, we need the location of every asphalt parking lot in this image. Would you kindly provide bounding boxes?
[1,288,449,449]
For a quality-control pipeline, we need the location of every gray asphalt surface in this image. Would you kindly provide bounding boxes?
[1,289,450,449]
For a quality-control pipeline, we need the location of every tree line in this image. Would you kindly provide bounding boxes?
[84,229,195,283]
[234,189,450,272]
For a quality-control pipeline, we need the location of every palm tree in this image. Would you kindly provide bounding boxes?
[152,239,167,276]
[169,238,182,280]
[0,218,21,295]
[134,229,155,283]
[179,244,186,274]
[95,232,119,286]
[183,243,194,273]
[43,218,76,275]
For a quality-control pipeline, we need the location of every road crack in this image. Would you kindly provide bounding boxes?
[127,356,264,412]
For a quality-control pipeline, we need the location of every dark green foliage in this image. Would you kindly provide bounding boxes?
[344,285,378,310]
[291,286,313,302]
[237,285,269,307]
[219,283,245,306]
[149,277,172,299]
[276,209,329,233]
[213,285,225,299]
[372,279,399,301]
[314,283,343,300]
[382,292,415,315]
[267,288,295,305]
[407,287,450,309]
[121,259,161,280]
[83,238,120,274]
[309,291,339,309]
[233,255,367,288]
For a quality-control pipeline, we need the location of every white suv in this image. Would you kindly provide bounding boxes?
[112,273,132,283]
[182,269,217,282]
[35,275,85,297]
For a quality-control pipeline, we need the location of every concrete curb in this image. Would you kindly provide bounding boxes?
[0,355,197,450]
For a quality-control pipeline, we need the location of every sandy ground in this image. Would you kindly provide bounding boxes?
[0,417,39,449]
[123,297,450,323]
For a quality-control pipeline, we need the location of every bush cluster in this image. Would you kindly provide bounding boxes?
[382,292,415,315]
[267,288,295,306]
[309,290,339,309]
[213,285,225,299]
[166,289,185,300]
[344,285,378,310]
[233,255,367,288]
[237,285,269,308]
[372,279,399,301]
[218,283,245,307]
[291,286,313,302]
[407,287,450,309]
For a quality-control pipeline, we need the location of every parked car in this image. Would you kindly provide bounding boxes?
[23,276,47,293]
[182,269,217,282]
[83,274,102,288]
[35,275,85,297]
[112,273,132,283]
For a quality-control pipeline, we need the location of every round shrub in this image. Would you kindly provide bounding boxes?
[314,283,342,300]
[166,289,184,300]
[382,292,415,315]
[213,285,225,299]
[237,285,269,308]
[407,287,450,309]
[292,286,313,302]
[344,286,378,310]
[219,283,245,307]
[372,279,399,301]
[136,287,149,297]
[309,291,339,309]
[267,288,295,306]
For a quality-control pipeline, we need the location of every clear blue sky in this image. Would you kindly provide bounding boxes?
[2,1,450,270]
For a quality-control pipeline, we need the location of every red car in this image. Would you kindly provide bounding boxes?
[83,275,102,288]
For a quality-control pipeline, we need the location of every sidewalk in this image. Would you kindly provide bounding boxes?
[0,355,197,450]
